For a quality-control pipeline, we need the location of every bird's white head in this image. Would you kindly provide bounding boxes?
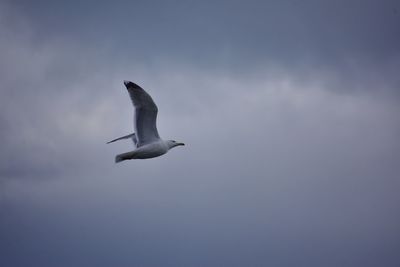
[166,140,185,149]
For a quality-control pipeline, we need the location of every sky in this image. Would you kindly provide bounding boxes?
[1,0,400,266]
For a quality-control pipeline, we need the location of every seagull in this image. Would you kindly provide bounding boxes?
[107,81,185,162]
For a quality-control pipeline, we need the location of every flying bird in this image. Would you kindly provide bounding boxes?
[107,81,185,162]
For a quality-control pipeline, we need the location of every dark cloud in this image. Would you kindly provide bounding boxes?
[10,0,400,69]
[1,1,400,267]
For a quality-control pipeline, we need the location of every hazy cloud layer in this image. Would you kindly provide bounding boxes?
[1,1,400,266]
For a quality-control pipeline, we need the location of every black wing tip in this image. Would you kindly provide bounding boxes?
[123,80,142,89]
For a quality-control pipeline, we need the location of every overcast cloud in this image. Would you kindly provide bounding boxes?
[1,1,400,266]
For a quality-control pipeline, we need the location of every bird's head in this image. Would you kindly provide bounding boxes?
[166,140,185,149]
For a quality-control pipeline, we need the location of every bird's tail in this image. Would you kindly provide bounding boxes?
[115,150,137,163]
[115,155,125,163]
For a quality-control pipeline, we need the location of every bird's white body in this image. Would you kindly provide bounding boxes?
[116,140,169,161]
[108,81,184,162]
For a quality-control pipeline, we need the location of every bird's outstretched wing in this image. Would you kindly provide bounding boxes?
[124,81,160,147]
[107,133,137,146]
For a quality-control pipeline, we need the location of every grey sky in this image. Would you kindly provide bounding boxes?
[1,1,400,266]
